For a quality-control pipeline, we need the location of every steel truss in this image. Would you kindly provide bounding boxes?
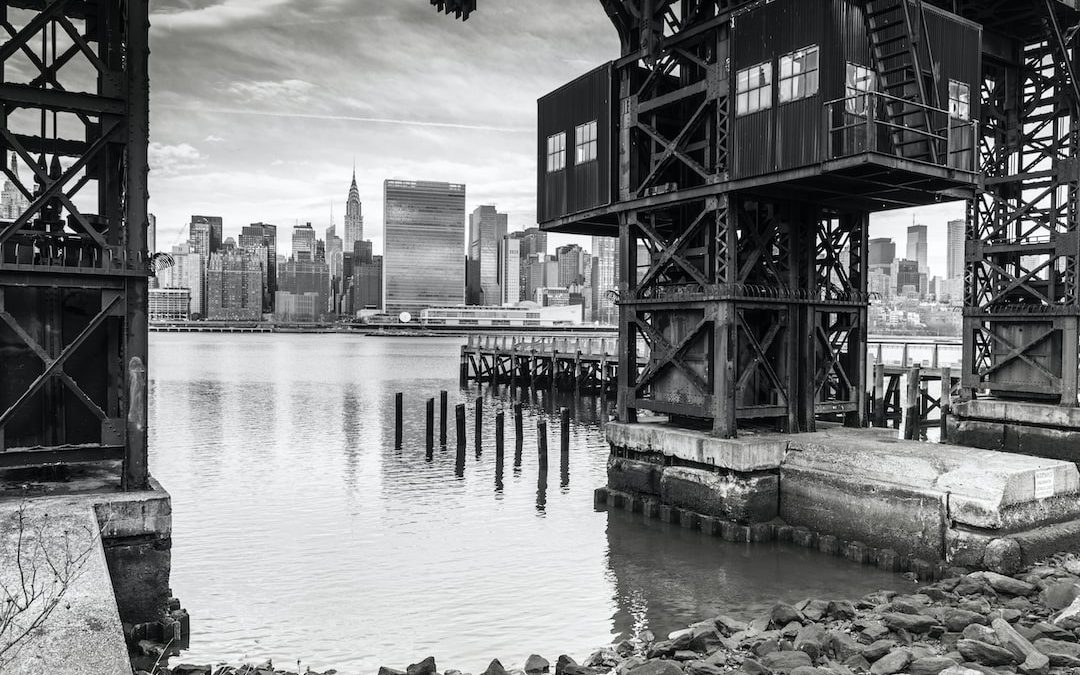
[0,0,150,488]
[963,6,1080,405]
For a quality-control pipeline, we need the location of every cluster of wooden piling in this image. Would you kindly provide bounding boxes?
[869,363,957,441]
[393,392,573,484]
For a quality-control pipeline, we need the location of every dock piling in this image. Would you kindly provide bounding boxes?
[439,390,448,446]
[537,419,548,473]
[940,367,952,442]
[394,393,403,449]
[474,395,483,456]
[560,406,570,460]
[456,403,466,450]
[425,398,434,459]
[903,365,921,440]
[872,363,885,428]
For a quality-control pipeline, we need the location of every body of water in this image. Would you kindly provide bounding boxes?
[149,333,912,674]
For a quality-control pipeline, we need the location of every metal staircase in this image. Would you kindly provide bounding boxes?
[863,0,941,163]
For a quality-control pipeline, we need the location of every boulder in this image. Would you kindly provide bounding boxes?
[882,613,937,634]
[982,573,1036,597]
[794,624,827,661]
[802,600,831,622]
[1032,638,1080,667]
[172,667,213,675]
[686,662,725,675]
[408,657,438,675]
[771,604,805,627]
[984,540,1022,575]
[715,615,749,636]
[954,576,994,597]
[761,650,813,674]
[957,640,1017,667]
[938,667,985,675]
[741,659,768,675]
[827,601,857,621]
[961,625,999,644]
[908,657,958,675]
[482,661,509,675]
[939,608,989,633]
[689,627,723,653]
[827,631,863,661]
[843,655,871,671]
[958,599,992,615]
[1042,581,1080,611]
[991,618,1048,675]
[628,661,684,675]
[525,655,550,674]
[862,640,898,662]
[870,649,912,675]
[859,623,890,644]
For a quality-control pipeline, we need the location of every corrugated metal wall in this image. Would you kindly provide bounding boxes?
[537,63,614,224]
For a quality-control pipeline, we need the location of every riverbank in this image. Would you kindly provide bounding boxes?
[152,552,1080,675]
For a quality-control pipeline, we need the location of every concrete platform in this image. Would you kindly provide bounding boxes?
[606,422,1080,571]
[0,477,172,674]
[949,399,1080,463]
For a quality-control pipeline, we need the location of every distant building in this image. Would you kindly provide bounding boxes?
[420,303,582,327]
[348,240,382,313]
[869,237,896,266]
[344,170,364,254]
[277,258,330,322]
[556,244,587,287]
[591,236,618,324]
[148,288,191,322]
[148,213,157,254]
[907,224,928,275]
[191,215,222,254]
[536,286,570,307]
[274,292,325,323]
[239,222,278,310]
[947,219,965,281]
[1,152,30,220]
[292,222,316,262]
[894,259,922,297]
[206,249,264,321]
[158,249,205,318]
[500,236,521,306]
[467,205,508,305]
[383,180,466,316]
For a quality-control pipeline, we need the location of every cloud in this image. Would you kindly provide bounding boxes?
[148,142,205,176]
[204,134,226,143]
[151,0,293,31]
[226,79,316,105]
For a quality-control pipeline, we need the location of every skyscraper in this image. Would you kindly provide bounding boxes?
[159,247,204,318]
[239,222,277,310]
[556,244,586,287]
[947,219,965,280]
[869,238,896,267]
[191,215,223,254]
[500,236,521,306]
[1,152,30,220]
[467,205,508,305]
[206,249,264,321]
[383,180,466,317]
[292,222,316,261]
[276,258,331,322]
[147,213,157,254]
[907,224,928,275]
[591,236,618,324]
[344,170,364,254]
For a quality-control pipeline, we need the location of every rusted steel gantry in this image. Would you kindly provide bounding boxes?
[0,0,151,488]
[440,0,1080,439]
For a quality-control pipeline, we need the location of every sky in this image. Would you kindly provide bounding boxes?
[146,0,964,278]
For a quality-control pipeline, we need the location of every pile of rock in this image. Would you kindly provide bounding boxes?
[142,660,338,675]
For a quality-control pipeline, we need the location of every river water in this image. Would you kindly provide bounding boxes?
[148,333,911,674]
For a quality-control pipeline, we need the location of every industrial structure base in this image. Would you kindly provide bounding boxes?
[948,400,1080,464]
[605,422,1080,574]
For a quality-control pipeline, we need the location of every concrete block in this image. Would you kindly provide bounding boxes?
[776,524,794,542]
[698,435,788,471]
[644,500,661,519]
[721,520,739,542]
[734,525,750,542]
[681,511,701,530]
[594,487,609,507]
[780,465,947,561]
[950,419,1006,452]
[606,421,787,471]
[845,540,870,564]
[607,491,625,509]
[1005,424,1080,464]
[701,515,723,537]
[1010,518,1080,567]
[792,526,816,548]
[93,477,172,539]
[607,456,663,496]
[660,504,679,524]
[953,399,1080,431]
[660,465,779,523]
[909,558,934,582]
[750,522,774,542]
[945,527,995,568]
[877,548,901,572]
[818,534,840,556]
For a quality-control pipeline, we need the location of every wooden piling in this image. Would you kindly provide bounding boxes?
[537,419,548,472]
[940,367,952,442]
[904,365,921,440]
[474,395,483,455]
[872,363,885,428]
[425,398,434,458]
[456,403,466,449]
[439,390,448,446]
[495,410,505,462]
[394,392,403,449]
[560,407,570,461]
[513,403,523,467]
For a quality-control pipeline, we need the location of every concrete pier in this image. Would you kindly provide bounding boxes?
[606,421,1080,573]
[0,470,174,674]
[948,399,1080,462]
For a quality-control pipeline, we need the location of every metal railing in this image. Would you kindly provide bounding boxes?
[825,91,978,172]
[867,338,963,370]
[466,333,621,357]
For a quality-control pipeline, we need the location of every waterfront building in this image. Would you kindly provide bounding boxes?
[206,249,264,321]
[352,250,383,312]
[947,219,965,280]
[277,257,330,321]
[292,222,316,262]
[535,286,570,307]
[907,224,929,275]
[556,243,587,287]
[1,152,30,220]
[148,287,191,322]
[383,180,466,317]
[158,249,205,318]
[344,170,364,254]
[239,222,277,310]
[500,236,521,305]
[591,235,617,324]
[420,302,582,327]
[467,205,508,306]
[191,215,223,254]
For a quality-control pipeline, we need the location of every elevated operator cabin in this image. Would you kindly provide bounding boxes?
[537,0,982,234]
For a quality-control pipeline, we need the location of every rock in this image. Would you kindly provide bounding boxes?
[862,640,898,662]
[525,655,550,674]
[794,624,827,661]
[828,601,857,621]
[802,600,831,622]
[958,598,992,615]
[762,650,814,674]
[715,615,749,636]
[957,640,1017,667]
[172,667,213,675]
[781,622,802,639]
[962,625,999,644]
[954,665,1007,675]
[617,658,646,675]
[771,603,805,627]
[482,661,509,675]
[1032,638,1080,666]
[686,662,725,675]
[991,618,1049,675]
[1042,581,1080,611]
[859,623,890,644]
[1030,622,1074,642]
[955,576,995,597]
[984,540,1022,575]
[754,639,780,657]
[647,641,675,659]
[938,667,985,675]
[982,573,1036,597]
[827,631,863,661]
[934,608,985,633]
[689,626,723,653]
[888,599,927,615]
[882,613,937,634]
[408,658,438,675]
[674,651,699,662]
[870,649,912,675]
[628,661,684,675]
[908,657,959,675]
[843,655,871,672]
[741,659,768,675]
[556,656,581,675]
[789,668,828,675]
[921,587,959,603]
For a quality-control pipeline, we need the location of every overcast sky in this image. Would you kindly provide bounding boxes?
[146,0,963,277]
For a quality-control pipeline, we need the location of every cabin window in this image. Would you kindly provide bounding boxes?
[575,120,598,164]
[949,80,970,120]
[779,45,819,103]
[546,132,566,172]
[736,62,773,116]
[845,63,875,115]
